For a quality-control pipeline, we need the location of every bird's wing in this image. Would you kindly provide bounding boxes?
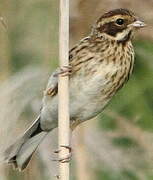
[44,36,91,97]
[44,70,59,97]
[43,46,75,97]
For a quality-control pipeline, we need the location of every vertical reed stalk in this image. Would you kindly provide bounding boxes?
[58,0,70,179]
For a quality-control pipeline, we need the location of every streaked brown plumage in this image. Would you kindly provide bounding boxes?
[69,34,134,99]
[2,8,145,170]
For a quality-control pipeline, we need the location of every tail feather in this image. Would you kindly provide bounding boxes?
[2,116,48,171]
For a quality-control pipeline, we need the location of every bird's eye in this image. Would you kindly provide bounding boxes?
[116,18,124,25]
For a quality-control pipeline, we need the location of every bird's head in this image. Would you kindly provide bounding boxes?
[93,9,146,42]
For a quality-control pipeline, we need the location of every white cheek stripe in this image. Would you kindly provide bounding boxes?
[114,28,130,41]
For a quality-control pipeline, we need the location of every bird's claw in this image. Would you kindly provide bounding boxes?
[53,66,72,77]
[52,145,72,163]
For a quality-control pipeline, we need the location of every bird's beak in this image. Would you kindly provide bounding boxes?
[129,20,146,28]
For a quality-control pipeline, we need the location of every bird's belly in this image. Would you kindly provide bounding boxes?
[69,76,110,122]
[41,69,117,130]
[41,80,107,130]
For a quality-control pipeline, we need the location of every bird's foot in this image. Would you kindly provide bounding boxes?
[52,145,72,163]
[53,66,72,77]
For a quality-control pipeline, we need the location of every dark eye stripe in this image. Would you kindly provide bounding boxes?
[97,22,125,37]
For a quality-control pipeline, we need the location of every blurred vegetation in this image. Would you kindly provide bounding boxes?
[0,0,153,179]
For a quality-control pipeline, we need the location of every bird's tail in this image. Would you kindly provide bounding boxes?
[2,116,47,171]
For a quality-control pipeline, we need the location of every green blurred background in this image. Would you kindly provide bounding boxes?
[0,0,153,179]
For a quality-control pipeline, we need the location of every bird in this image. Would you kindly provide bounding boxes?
[2,8,145,171]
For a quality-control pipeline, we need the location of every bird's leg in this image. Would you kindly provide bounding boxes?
[53,146,72,179]
[45,65,72,96]
[58,145,72,163]
[52,145,72,163]
[53,65,72,77]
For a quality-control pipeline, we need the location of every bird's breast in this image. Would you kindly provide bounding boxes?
[69,45,134,121]
[69,62,119,121]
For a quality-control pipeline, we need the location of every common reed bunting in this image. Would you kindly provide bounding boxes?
[3,8,145,170]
